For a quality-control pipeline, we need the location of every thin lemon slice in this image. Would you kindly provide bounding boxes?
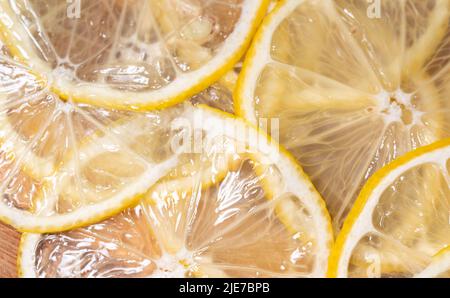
[0,46,244,233]
[18,106,333,278]
[0,57,176,233]
[235,0,450,230]
[0,105,183,232]
[0,0,269,111]
[328,139,450,278]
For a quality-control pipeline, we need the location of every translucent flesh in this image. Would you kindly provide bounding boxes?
[346,161,450,277]
[347,233,431,278]
[253,0,450,229]
[0,39,43,213]
[0,149,42,212]
[34,206,161,277]
[6,0,243,91]
[31,155,325,277]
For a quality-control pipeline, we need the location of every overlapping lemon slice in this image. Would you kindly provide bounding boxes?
[328,139,450,278]
[17,106,333,278]
[0,0,269,110]
[0,86,181,232]
[235,0,450,230]
[0,56,178,232]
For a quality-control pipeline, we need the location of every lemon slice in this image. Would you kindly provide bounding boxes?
[18,106,333,278]
[0,44,246,233]
[0,57,179,233]
[328,139,450,278]
[0,0,269,111]
[415,247,450,278]
[0,105,184,233]
[235,0,450,230]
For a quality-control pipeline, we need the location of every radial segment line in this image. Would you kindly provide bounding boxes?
[268,59,378,100]
[332,127,386,227]
[191,198,278,251]
[322,0,383,91]
[63,105,88,212]
[105,0,128,65]
[76,228,159,262]
[71,105,154,168]
[0,105,55,193]
[21,0,58,64]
